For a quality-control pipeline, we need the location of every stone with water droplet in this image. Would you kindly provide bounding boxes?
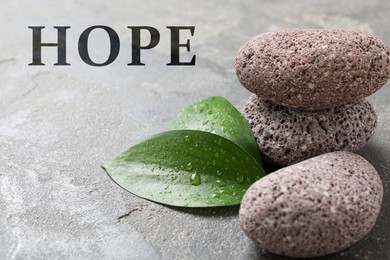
[190,173,201,186]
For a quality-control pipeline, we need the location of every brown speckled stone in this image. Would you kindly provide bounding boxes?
[243,94,377,165]
[236,29,390,110]
[239,151,383,258]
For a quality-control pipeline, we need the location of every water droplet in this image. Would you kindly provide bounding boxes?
[216,180,225,187]
[214,153,219,158]
[184,135,192,143]
[190,173,201,186]
[186,162,193,171]
[171,175,178,181]
[202,119,209,125]
[207,110,213,115]
[237,175,245,184]
[218,139,222,146]
[174,167,179,172]
[212,160,217,166]
[216,170,222,176]
[212,193,220,198]
[220,149,226,154]
[221,189,232,195]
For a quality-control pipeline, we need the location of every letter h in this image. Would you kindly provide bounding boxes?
[28,26,70,66]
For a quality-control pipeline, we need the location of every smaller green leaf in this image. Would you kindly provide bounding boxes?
[102,130,265,207]
[172,96,262,165]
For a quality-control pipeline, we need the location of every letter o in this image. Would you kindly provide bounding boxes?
[78,26,120,66]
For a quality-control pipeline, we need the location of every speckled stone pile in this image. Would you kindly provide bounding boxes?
[236,29,387,258]
[236,29,390,165]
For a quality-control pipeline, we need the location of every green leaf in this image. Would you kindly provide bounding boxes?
[102,130,265,207]
[172,96,262,165]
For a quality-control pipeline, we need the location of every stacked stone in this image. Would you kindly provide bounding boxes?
[235,29,390,165]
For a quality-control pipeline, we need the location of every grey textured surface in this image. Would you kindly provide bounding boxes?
[240,152,383,258]
[0,0,390,259]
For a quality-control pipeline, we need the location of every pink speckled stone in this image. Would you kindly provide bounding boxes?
[239,152,383,258]
[235,29,390,110]
[243,95,377,165]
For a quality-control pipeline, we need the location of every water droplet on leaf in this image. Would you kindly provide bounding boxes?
[190,173,201,186]
[212,193,220,198]
[184,135,192,143]
[216,180,225,187]
[186,162,193,171]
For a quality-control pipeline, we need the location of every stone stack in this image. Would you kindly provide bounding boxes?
[235,29,390,165]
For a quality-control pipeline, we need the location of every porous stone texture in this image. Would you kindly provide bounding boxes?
[239,151,384,258]
[243,94,377,165]
[236,29,390,110]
